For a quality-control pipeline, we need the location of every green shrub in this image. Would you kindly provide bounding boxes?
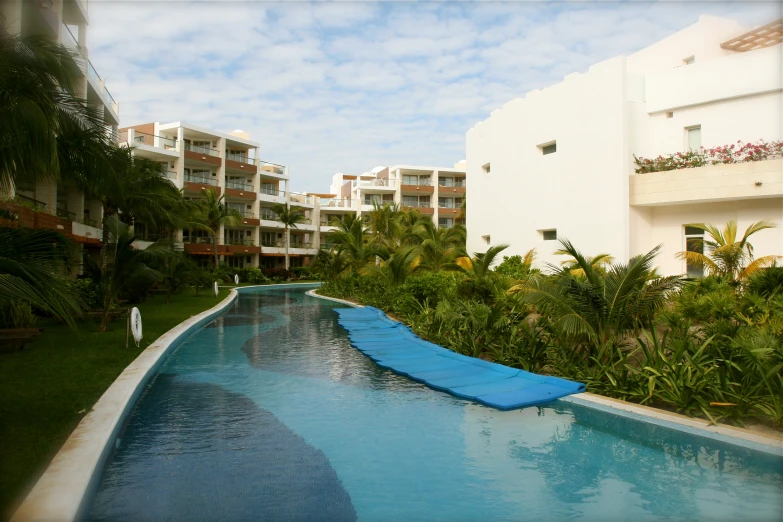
[399,272,455,308]
[70,278,104,310]
[0,301,37,329]
[237,267,269,284]
[291,267,314,280]
[747,266,783,298]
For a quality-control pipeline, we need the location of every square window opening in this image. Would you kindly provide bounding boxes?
[684,56,695,65]
[666,111,674,119]
[482,234,491,245]
[482,163,491,174]
[541,229,557,241]
[540,142,557,155]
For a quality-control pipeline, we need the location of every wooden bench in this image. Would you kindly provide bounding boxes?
[0,328,43,351]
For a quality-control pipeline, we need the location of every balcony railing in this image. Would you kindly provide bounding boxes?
[56,208,76,220]
[289,194,314,205]
[402,179,432,186]
[226,180,253,190]
[183,236,212,244]
[227,239,256,246]
[320,198,352,208]
[354,179,396,188]
[185,143,220,157]
[134,232,164,242]
[228,208,255,218]
[16,194,47,209]
[260,211,280,221]
[226,152,254,164]
[84,217,98,227]
[162,171,177,180]
[438,201,461,208]
[402,201,432,208]
[261,238,284,247]
[133,131,177,150]
[260,186,282,196]
[259,161,286,176]
[439,180,466,187]
[290,242,312,249]
[61,23,79,49]
[87,60,99,86]
[184,173,218,186]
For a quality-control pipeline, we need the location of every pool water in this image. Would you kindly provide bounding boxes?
[88,286,783,521]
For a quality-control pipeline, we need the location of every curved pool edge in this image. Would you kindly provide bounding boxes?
[308,289,783,457]
[12,290,240,522]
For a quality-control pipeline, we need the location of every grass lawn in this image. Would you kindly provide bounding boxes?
[0,288,232,518]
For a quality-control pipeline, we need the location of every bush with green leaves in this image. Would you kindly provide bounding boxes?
[0,301,37,329]
[237,267,269,285]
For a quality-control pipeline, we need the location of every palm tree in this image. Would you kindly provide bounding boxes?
[330,213,379,273]
[0,225,81,327]
[84,216,172,332]
[362,246,422,286]
[555,248,614,277]
[194,189,242,268]
[448,244,509,283]
[312,247,349,281]
[416,220,466,271]
[0,34,112,193]
[366,201,403,252]
[519,239,684,351]
[676,220,780,282]
[270,203,306,270]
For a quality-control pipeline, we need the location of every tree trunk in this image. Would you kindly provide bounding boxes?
[213,233,219,268]
[284,226,290,271]
[98,291,113,332]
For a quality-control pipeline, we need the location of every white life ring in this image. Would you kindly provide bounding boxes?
[130,307,142,347]
[213,281,219,297]
[234,274,239,285]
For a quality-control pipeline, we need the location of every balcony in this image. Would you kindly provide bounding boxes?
[630,158,783,206]
[401,202,434,215]
[261,238,284,248]
[129,130,178,151]
[438,180,465,188]
[259,161,287,177]
[319,198,353,210]
[226,239,261,255]
[401,182,434,194]
[184,143,222,167]
[289,193,315,206]
[224,186,256,201]
[184,174,220,195]
[226,153,258,175]
[438,179,466,195]
[354,179,396,189]
[85,58,120,123]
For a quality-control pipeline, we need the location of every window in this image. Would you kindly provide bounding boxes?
[438,218,454,229]
[439,197,455,208]
[683,56,695,65]
[482,235,491,245]
[402,175,419,185]
[482,163,490,174]
[542,229,557,241]
[687,126,701,151]
[684,226,704,277]
[402,195,418,207]
[541,142,557,155]
[666,112,674,119]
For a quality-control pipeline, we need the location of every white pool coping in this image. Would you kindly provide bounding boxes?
[308,289,783,457]
[12,290,240,522]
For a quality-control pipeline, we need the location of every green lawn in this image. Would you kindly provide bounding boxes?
[0,288,232,517]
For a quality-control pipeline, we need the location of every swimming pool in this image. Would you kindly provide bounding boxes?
[88,285,782,521]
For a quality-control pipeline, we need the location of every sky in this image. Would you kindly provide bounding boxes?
[87,1,780,192]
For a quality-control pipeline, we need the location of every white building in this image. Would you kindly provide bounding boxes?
[466,16,783,276]
[322,161,467,231]
[119,121,320,268]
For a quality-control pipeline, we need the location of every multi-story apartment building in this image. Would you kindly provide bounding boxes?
[119,122,320,269]
[1,0,119,249]
[467,15,783,276]
[321,161,467,237]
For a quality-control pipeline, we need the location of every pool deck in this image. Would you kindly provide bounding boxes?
[12,285,783,521]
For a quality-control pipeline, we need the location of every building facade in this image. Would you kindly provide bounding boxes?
[466,15,783,276]
[1,0,118,249]
[322,161,467,234]
[119,121,323,269]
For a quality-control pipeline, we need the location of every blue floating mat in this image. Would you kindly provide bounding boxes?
[334,306,585,410]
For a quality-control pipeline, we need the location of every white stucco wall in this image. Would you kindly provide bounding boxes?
[467,57,631,268]
[466,15,783,276]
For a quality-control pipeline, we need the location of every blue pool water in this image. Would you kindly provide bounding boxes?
[88,286,783,521]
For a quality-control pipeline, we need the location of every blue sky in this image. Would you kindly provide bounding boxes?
[88,1,780,191]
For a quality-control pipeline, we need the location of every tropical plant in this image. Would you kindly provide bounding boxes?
[496,249,537,280]
[446,244,509,302]
[0,34,111,193]
[361,246,422,286]
[313,247,350,281]
[84,216,172,331]
[329,213,380,273]
[194,189,242,268]
[416,220,466,271]
[365,201,403,251]
[518,240,685,352]
[676,220,780,283]
[0,226,80,327]
[270,203,306,271]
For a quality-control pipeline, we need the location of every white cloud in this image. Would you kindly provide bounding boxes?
[86,0,780,191]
